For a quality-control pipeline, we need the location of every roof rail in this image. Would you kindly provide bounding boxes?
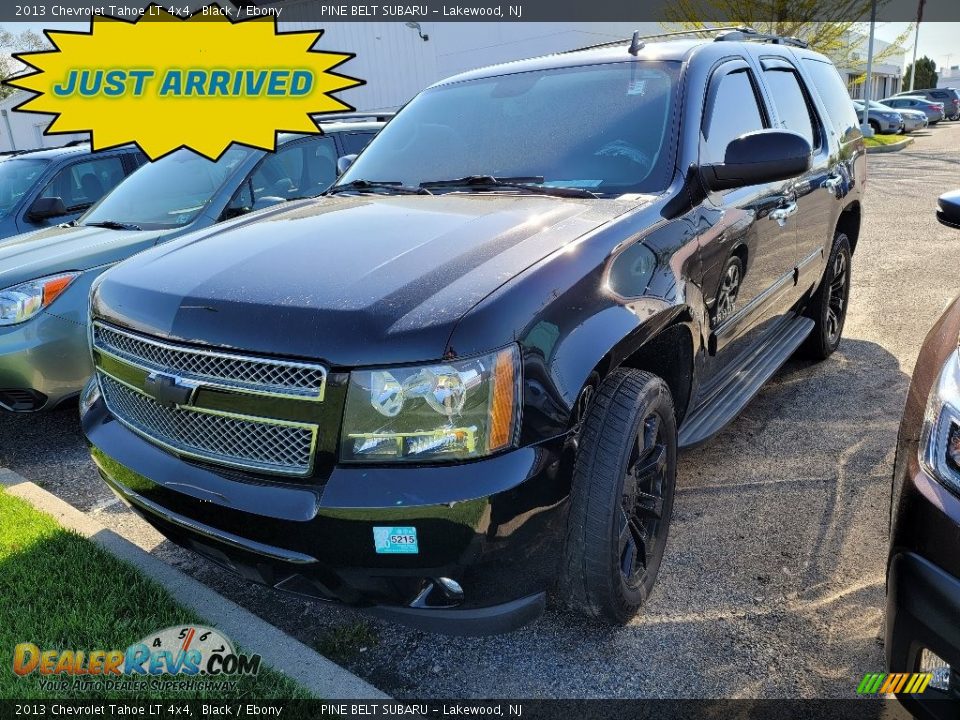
[563,26,755,54]
[565,25,809,55]
[310,111,395,124]
[714,27,808,48]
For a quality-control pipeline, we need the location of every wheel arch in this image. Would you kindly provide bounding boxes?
[836,200,862,254]
[562,307,698,431]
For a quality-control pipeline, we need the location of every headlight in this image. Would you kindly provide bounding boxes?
[920,348,960,494]
[340,345,521,463]
[0,272,79,326]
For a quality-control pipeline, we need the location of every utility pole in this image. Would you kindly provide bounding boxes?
[861,0,877,133]
[908,0,926,92]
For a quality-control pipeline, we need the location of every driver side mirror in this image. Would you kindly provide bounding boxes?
[701,130,812,192]
[27,196,68,221]
[337,154,357,175]
[937,190,960,229]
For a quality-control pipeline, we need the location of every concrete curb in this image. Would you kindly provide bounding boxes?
[0,467,389,701]
[866,136,915,154]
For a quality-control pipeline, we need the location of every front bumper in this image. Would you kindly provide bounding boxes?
[0,311,91,411]
[876,117,902,133]
[887,452,960,714]
[83,394,571,634]
[903,117,927,133]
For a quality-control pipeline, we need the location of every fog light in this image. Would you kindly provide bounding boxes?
[436,577,464,601]
[920,648,952,692]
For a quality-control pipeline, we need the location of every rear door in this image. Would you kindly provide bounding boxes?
[755,55,833,292]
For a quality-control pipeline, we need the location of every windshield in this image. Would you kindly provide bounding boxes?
[338,61,680,197]
[0,158,49,215]
[82,146,254,230]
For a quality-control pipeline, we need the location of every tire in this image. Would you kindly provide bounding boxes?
[801,232,852,361]
[561,368,678,624]
[868,119,880,134]
[715,254,744,323]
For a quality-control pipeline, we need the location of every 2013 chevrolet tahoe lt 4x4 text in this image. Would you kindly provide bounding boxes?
[81,28,865,634]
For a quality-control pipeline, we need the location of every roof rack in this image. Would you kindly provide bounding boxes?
[310,111,395,124]
[564,26,754,54]
[714,27,808,48]
[565,25,808,55]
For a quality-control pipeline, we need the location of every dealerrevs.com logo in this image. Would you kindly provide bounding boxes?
[13,625,261,692]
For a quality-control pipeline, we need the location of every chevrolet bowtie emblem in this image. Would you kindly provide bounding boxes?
[143,372,196,408]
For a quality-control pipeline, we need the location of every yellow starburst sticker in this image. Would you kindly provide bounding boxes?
[6,4,363,160]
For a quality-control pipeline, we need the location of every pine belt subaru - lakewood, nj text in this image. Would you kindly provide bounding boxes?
[82,28,865,633]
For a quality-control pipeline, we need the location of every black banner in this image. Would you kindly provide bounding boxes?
[0,699,932,720]
[3,0,960,23]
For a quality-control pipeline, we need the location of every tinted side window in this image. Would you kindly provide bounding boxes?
[40,156,125,211]
[801,58,859,140]
[763,68,818,149]
[340,132,374,156]
[703,69,766,164]
[228,136,339,216]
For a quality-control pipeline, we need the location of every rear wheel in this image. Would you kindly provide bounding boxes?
[801,232,851,361]
[561,368,677,624]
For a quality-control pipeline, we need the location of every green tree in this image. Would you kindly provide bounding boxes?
[0,27,47,100]
[903,56,938,91]
[663,1,911,74]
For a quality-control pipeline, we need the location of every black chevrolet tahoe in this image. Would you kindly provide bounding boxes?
[82,28,865,634]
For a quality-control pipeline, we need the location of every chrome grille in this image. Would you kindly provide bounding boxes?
[93,322,326,399]
[98,374,316,475]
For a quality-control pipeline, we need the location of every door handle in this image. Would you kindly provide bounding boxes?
[823,176,843,193]
[769,202,798,227]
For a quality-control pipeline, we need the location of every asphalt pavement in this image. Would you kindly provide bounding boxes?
[2,122,959,698]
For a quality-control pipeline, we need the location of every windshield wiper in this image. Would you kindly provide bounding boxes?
[326,179,432,196]
[420,175,598,198]
[84,220,142,231]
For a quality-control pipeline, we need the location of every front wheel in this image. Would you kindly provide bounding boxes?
[801,232,852,361]
[561,368,677,624]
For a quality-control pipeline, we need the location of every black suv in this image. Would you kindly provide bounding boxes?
[82,28,865,634]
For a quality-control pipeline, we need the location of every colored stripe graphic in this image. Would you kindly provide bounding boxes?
[857,672,932,694]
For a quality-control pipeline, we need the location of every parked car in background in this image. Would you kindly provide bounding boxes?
[896,87,960,121]
[897,107,930,133]
[887,190,960,715]
[851,99,903,134]
[0,116,384,412]
[82,28,864,633]
[883,95,946,124]
[0,143,145,241]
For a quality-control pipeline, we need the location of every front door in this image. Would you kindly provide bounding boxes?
[696,59,800,370]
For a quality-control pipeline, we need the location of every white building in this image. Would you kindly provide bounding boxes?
[0,90,88,152]
[842,33,906,100]
[939,66,960,88]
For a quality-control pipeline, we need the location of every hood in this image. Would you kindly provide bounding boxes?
[93,194,638,366]
[0,223,168,289]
